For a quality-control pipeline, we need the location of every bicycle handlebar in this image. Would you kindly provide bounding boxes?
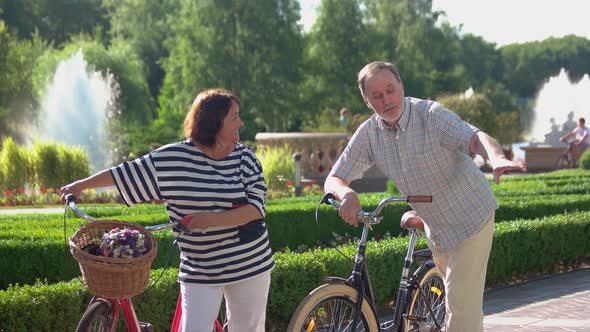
[317,193,432,227]
[64,194,178,232]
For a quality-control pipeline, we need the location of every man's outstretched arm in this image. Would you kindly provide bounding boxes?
[469,131,527,184]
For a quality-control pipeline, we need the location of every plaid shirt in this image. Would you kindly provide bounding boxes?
[332,97,498,254]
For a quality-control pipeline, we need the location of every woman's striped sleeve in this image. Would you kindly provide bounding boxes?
[109,154,161,207]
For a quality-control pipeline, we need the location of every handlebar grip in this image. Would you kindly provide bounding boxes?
[65,194,77,203]
[407,195,432,203]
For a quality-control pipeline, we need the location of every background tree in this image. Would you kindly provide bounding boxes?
[102,0,180,101]
[299,0,369,129]
[363,0,466,98]
[500,35,590,98]
[459,34,503,90]
[0,0,108,45]
[158,0,303,143]
[0,20,50,142]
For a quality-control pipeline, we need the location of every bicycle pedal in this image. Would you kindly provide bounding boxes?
[138,321,154,332]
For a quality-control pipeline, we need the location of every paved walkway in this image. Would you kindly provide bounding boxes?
[484,268,590,331]
[0,207,63,214]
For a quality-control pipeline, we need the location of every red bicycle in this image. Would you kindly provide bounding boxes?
[65,194,226,332]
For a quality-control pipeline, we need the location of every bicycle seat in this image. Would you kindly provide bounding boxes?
[412,248,432,261]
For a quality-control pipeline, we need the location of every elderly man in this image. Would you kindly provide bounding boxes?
[324,61,526,331]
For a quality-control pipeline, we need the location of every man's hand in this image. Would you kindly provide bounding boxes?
[400,210,425,230]
[339,191,362,227]
[491,158,527,184]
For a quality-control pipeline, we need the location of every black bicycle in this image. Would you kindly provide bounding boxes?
[287,193,445,332]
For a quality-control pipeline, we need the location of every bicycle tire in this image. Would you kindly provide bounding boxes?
[404,265,446,332]
[76,299,113,332]
[287,283,379,332]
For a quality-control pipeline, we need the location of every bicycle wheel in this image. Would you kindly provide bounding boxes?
[555,154,570,170]
[287,283,379,332]
[404,266,446,332]
[211,296,227,332]
[76,299,113,332]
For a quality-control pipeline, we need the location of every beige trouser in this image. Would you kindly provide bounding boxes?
[431,212,495,332]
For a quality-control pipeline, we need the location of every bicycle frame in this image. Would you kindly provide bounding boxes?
[338,225,423,331]
[322,194,440,332]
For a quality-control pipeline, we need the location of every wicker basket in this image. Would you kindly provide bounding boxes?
[69,220,158,299]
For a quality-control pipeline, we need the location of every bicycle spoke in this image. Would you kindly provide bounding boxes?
[302,297,368,332]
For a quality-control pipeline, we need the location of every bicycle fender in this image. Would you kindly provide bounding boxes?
[414,259,436,273]
[324,276,353,287]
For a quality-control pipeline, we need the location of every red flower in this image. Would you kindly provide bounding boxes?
[285,180,294,188]
[40,188,48,193]
[374,232,382,242]
[17,187,24,193]
[3,190,13,195]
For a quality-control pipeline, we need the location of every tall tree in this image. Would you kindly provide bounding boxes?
[158,0,303,140]
[459,34,503,89]
[0,20,49,142]
[102,0,180,101]
[362,0,466,98]
[500,35,590,98]
[300,0,369,125]
[0,0,109,45]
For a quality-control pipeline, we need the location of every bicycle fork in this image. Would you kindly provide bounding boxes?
[87,296,144,332]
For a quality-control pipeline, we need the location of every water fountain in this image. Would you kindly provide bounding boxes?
[518,69,590,170]
[35,50,119,171]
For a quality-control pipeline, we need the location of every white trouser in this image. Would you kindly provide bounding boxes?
[431,212,495,332]
[180,271,271,332]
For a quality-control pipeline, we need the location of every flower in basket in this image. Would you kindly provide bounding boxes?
[98,227,151,259]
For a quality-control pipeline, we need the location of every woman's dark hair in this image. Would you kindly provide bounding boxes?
[184,88,240,147]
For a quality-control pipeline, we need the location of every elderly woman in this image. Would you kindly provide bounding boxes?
[61,88,273,332]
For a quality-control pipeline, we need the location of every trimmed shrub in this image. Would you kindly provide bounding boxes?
[579,149,590,170]
[0,137,28,190]
[31,141,60,189]
[30,141,90,190]
[257,144,294,191]
[1,212,590,331]
[57,144,90,186]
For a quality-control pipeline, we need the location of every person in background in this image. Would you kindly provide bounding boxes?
[324,61,526,331]
[560,117,590,167]
[61,88,273,332]
[339,107,351,129]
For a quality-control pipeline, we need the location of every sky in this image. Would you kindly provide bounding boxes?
[299,0,590,46]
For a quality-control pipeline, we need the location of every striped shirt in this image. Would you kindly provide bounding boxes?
[332,97,498,254]
[110,140,274,284]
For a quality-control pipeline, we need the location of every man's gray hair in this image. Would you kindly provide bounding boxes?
[357,61,402,96]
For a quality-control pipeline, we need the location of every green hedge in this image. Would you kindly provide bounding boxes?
[1,211,590,331]
[2,191,590,288]
[0,139,90,191]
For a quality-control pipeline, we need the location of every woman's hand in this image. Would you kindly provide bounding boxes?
[180,212,216,230]
[60,181,84,202]
[339,191,362,227]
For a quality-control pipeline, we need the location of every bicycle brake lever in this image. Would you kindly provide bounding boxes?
[315,193,337,225]
[320,192,336,205]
